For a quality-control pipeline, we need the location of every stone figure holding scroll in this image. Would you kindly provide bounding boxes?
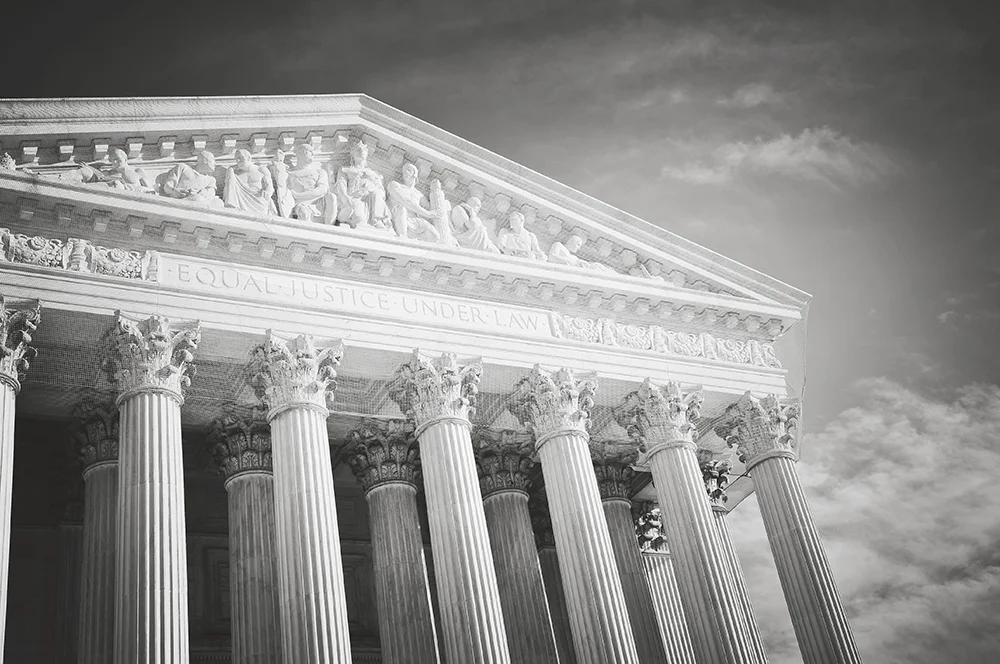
[548,234,615,273]
[287,143,334,223]
[333,141,390,229]
[450,197,500,254]
[496,211,546,260]
[387,163,440,242]
[155,150,223,207]
[224,149,276,216]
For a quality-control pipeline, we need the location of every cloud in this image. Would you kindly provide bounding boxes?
[662,127,902,187]
[938,310,958,324]
[729,379,1000,663]
[718,83,785,108]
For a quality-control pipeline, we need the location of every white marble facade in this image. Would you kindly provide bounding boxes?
[0,95,861,663]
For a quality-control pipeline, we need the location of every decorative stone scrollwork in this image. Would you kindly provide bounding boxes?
[0,297,40,389]
[207,414,272,480]
[342,418,421,493]
[247,331,343,417]
[103,313,201,403]
[714,392,802,468]
[528,488,556,549]
[72,400,119,471]
[472,428,535,497]
[590,440,639,501]
[0,229,159,282]
[388,350,482,430]
[508,366,597,446]
[697,449,731,507]
[632,502,668,553]
[616,379,704,453]
[0,230,67,268]
[89,244,147,279]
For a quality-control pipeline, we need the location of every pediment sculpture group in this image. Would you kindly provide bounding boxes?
[13,141,620,275]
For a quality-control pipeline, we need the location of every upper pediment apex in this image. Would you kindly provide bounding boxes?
[0,94,809,311]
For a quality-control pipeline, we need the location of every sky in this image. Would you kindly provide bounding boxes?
[3,0,999,661]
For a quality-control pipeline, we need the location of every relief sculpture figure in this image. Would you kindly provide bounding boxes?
[333,141,390,229]
[387,163,440,242]
[224,149,276,216]
[270,150,295,218]
[66,148,154,192]
[155,150,223,207]
[429,179,459,248]
[548,234,615,273]
[450,196,499,254]
[287,143,335,223]
[496,211,546,260]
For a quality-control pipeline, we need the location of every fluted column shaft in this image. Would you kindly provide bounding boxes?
[602,498,667,664]
[537,547,577,664]
[483,490,560,663]
[641,551,697,664]
[270,404,352,662]
[366,482,440,664]
[227,472,282,664]
[0,381,13,658]
[538,432,639,663]
[55,522,83,664]
[647,446,758,664]
[713,507,768,663]
[418,417,510,663]
[79,462,118,664]
[115,390,191,663]
[752,456,863,664]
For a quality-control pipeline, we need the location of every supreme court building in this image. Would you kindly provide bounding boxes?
[0,95,862,663]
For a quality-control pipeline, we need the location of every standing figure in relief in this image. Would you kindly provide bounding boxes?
[270,150,295,218]
[387,163,440,242]
[333,141,390,229]
[428,180,459,248]
[496,211,546,260]
[287,143,334,223]
[450,197,500,254]
[224,149,277,216]
[155,150,223,207]
[72,148,154,192]
[548,234,615,273]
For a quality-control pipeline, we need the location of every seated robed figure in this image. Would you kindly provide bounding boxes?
[496,211,546,260]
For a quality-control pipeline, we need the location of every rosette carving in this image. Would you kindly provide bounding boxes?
[72,400,119,471]
[508,365,597,446]
[247,331,343,416]
[472,428,535,497]
[714,392,802,468]
[616,379,704,452]
[90,244,146,279]
[528,488,556,549]
[697,449,731,507]
[388,350,482,429]
[0,229,67,268]
[342,418,421,493]
[103,313,201,403]
[633,502,668,553]
[208,414,272,480]
[590,439,639,501]
[0,297,40,389]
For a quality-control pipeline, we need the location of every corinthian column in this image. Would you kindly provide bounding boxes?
[247,332,352,662]
[389,351,510,664]
[633,505,696,664]
[716,394,863,664]
[699,453,768,664]
[509,366,639,664]
[342,418,440,664]
[473,428,560,663]
[591,440,666,664]
[73,401,119,664]
[617,379,758,664]
[529,490,577,664]
[105,313,200,664]
[0,298,38,659]
[208,414,282,664]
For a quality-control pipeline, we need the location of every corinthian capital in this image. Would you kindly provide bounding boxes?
[697,449,731,508]
[508,365,597,447]
[343,418,420,493]
[473,428,535,497]
[247,331,343,418]
[616,379,704,453]
[388,350,482,431]
[72,400,119,472]
[714,392,801,468]
[590,439,638,501]
[0,297,40,390]
[208,414,272,481]
[633,502,668,553]
[103,312,200,403]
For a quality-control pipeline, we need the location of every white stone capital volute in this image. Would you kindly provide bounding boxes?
[247,330,343,419]
[616,379,704,453]
[508,365,597,448]
[103,311,201,404]
[714,392,801,469]
[388,350,482,432]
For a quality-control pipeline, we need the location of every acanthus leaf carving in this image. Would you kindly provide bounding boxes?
[103,312,201,403]
[0,296,40,388]
[714,392,802,468]
[472,427,535,497]
[247,331,343,417]
[72,399,119,471]
[616,379,704,453]
[590,439,639,501]
[342,418,421,493]
[388,350,482,429]
[207,414,272,480]
[508,365,597,446]
[632,502,669,553]
[697,448,731,507]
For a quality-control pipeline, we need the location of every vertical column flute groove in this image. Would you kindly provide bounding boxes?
[79,463,118,663]
[641,551,697,664]
[531,493,577,664]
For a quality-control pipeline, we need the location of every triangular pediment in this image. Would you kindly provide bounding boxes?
[0,94,809,341]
